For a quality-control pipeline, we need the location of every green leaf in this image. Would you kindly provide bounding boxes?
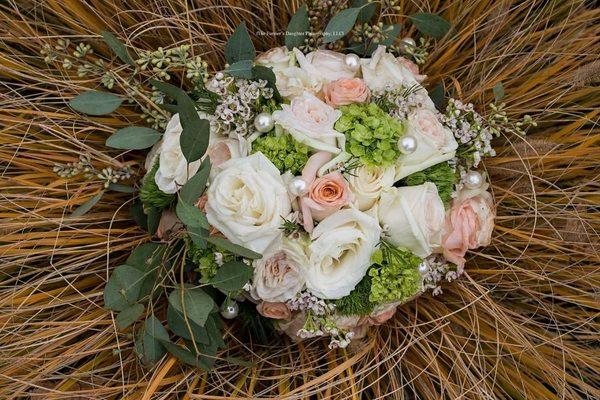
[108,183,135,193]
[70,191,104,217]
[204,236,262,260]
[285,4,310,50]
[211,261,253,292]
[180,158,211,204]
[159,340,212,369]
[106,126,161,150]
[167,304,210,344]
[103,265,145,311]
[69,91,123,115]
[252,65,281,100]
[188,226,208,249]
[323,7,363,44]
[429,83,445,111]
[146,207,161,235]
[176,200,209,229]
[408,13,451,39]
[130,200,148,230]
[116,303,144,329]
[101,31,136,66]
[135,315,169,365]
[168,287,215,327]
[226,59,254,79]
[493,82,505,102]
[352,0,376,24]
[224,22,256,64]
[127,243,166,298]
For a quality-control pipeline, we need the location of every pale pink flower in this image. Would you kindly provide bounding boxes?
[257,301,291,320]
[396,56,426,83]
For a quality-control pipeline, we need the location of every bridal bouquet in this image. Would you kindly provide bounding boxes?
[57,2,535,369]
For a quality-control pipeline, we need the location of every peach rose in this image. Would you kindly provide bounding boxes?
[442,187,495,267]
[322,78,371,107]
[297,152,349,232]
[257,301,291,320]
[396,57,426,83]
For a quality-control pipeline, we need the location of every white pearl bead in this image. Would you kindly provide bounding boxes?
[398,135,418,154]
[220,300,239,319]
[344,53,360,71]
[418,263,429,274]
[288,177,308,197]
[464,170,483,189]
[254,112,274,133]
[400,37,416,48]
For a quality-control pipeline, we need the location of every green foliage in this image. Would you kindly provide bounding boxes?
[405,162,456,207]
[187,240,220,282]
[336,103,405,166]
[251,132,309,175]
[323,6,363,44]
[167,286,215,327]
[70,191,104,217]
[106,126,162,150]
[139,161,174,209]
[224,22,256,64]
[211,261,253,292]
[285,4,310,50]
[69,90,123,115]
[101,30,135,66]
[334,275,377,316]
[408,13,451,39]
[368,244,422,304]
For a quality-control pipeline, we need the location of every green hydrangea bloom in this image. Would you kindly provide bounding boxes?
[139,160,174,210]
[368,244,422,304]
[335,103,405,167]
[251,132,309,174]
[334,275,377,316]
[186,238,234,283]
[405,162,457,208]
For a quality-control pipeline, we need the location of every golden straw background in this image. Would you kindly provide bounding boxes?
[1,0,598,398]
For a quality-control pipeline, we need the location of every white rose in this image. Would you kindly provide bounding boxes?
[251,236,308,302]
[305,208,381,299]
[395,108,458,180]
[206,129,247,169]
[206,152,291,253]
[272,91,344,154]
[346,165,395,211]
[305,49,358,83]
[154,113,206,194]
[360,46,419,92]
[264,48,322,100]
[255,46,294,70]
[378,183,445,258]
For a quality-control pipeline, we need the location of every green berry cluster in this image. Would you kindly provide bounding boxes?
[405,162,457,208]
[186,239,234,283]
[251,132,309,175]
[139,161,174,210]
[368,244,422,304]
[335,103,405,167]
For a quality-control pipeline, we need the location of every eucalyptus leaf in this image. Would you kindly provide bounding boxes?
[101,31,136,66]
[188,226,208,249]
[211,261,253,292]
[69,91,123,115]
[352,0,377,24]
[168,287,215,327]
[226,59,254,78]
[180,158,211,204]
[70,191,104,217]
[323,7,363,44]
[108,183,135,193]
[225,22,256,64]
[146,207,161,235]
[127,243,166,298]
[285,4,310,50]
[160,340,211,369]
[116,303,144,329]
[103,265,145,311]
[135,315,168,365]
[204,236,262,259]
[408,12,451,39]
[493,82,505,102]
[429,83,445,111]
[167,304,210,344]
[176,200,209,229]
[130,200,148,229]
[106,126,161,150]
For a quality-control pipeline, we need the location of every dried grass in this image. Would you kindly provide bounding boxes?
[0,0,599,398]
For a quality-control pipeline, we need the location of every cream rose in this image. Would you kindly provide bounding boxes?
[153,113,206,194]
[305,49,358,83]
[378,183,445,258]
[205,152,291,253]
[255,46,293,70]
[272,92,344,154]
[441,185,495,267]
[206,130,247,168]
[396,56,426,83]
[346,164,395,211]
[360,46,420,92]
[251,237,308,302]
[305,208,381,299]
[395,108,458,180]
